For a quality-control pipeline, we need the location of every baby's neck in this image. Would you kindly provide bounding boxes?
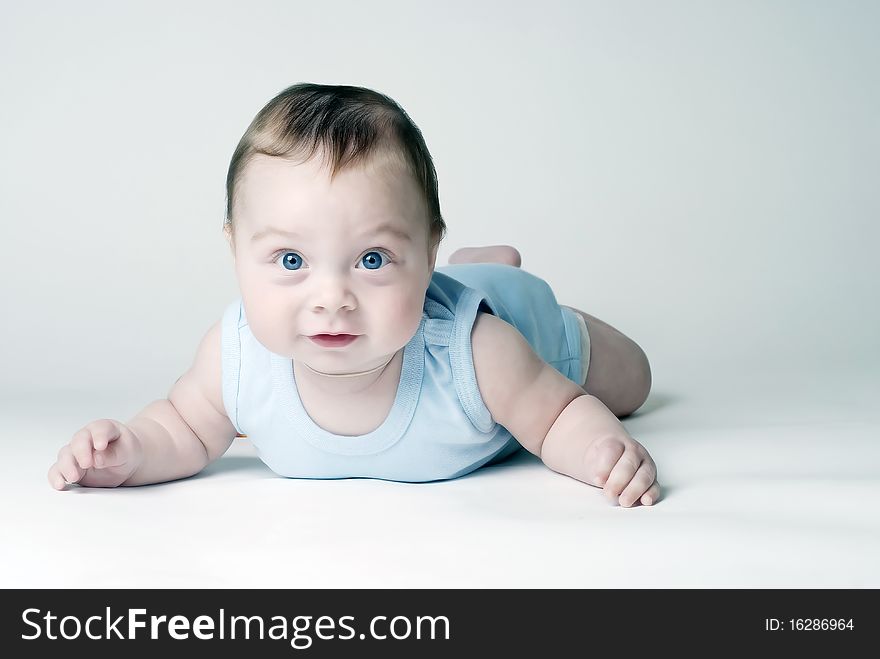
[293,349,403,397]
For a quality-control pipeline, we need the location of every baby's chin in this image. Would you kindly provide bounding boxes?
[295,339,410,365]
[258,327,417,360]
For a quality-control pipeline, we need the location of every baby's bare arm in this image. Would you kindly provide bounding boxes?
[471,311,660,507]
[539,394,659,507]
[49,319,237,489]
[122,398,214,486]
[48,400,208,490]
[47,398,214,489]
[121,320,238,485]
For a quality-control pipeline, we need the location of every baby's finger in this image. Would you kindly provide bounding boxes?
[70,429,96,470]
[640,481,661,506]
[56,446,85,485]
[89,419,122,451]
[586,437,625,488]
[618,461,657,508]
[94,442,126,468]
[602,449,642,503]
[47,463,67,490]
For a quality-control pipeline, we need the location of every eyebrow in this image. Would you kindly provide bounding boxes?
[250,222,413,244]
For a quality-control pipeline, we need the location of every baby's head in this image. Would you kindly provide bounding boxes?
[223,83,447,375]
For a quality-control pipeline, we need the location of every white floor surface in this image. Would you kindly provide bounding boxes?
[2,369,878,589]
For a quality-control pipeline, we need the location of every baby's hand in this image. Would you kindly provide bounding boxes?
[585,434,660,507]
[47,419,143,490]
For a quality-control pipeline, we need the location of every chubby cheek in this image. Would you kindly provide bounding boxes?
[242,304,294,356]
[376,287,425,341]
[238,285,296,356]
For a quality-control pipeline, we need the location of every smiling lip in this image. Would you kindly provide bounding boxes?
[309,334,359,348]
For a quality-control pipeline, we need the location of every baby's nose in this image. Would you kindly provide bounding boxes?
[313,283,356,312]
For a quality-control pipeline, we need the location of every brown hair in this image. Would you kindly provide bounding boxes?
[224,83,446,254]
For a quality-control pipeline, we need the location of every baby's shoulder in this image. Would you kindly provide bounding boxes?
[469,311,534,401]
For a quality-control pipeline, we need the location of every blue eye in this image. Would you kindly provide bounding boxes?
[360,250,389,270]
[272,249,393,272]
[278,252,303,271]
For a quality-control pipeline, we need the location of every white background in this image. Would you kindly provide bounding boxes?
[1,1,877,588]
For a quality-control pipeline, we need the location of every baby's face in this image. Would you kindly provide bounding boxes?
[229,152,438,374]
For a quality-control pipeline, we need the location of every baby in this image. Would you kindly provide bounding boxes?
[48,83,660,507]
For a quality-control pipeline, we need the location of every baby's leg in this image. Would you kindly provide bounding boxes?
[446,247,650,417]
[561,305,652,418]
[447,245,522,267]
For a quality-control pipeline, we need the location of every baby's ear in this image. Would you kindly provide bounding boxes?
[428,240,439,271]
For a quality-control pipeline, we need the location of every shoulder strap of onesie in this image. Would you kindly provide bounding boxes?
[220,297,245,435]
[448,288,498,433]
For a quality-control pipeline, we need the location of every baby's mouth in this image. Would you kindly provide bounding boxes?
[309,334,359,348]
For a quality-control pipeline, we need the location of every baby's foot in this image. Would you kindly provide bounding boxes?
[584,435,660,507]
[447,245,522,267]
